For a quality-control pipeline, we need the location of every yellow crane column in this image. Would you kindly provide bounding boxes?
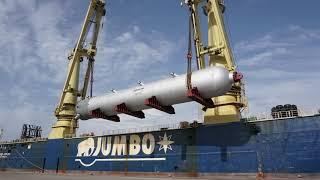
[204,0,244,123]
[49,55,81,138]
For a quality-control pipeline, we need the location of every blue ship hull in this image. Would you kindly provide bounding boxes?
[1,115,320,176]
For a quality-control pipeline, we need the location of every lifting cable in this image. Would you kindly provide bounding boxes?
[89,58,94,97]
[186,15,193,90]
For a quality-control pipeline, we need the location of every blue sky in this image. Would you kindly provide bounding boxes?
[0,0,320,140]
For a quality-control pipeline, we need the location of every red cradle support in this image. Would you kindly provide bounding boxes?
[187,87,215,108]
[115,103,145,119]
[144,96,175,114]
[90,108,120,122]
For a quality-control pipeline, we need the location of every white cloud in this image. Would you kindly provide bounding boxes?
[115,32,133,42]
[133,25,140,33]
[238,47,288,66]
[235,35,294,54]
[236,25,320,114]
[93,26,176,92]
[0,1,178,140]
[0,0,74,86]
[288,25,320,40]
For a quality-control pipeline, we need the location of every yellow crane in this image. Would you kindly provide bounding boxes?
[48,0,106,139]
[186,0,246,124]
[48,0,246,139]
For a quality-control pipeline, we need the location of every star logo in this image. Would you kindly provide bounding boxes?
[157,133,174,153]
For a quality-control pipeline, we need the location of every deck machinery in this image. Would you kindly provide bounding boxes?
[48,0,246,139]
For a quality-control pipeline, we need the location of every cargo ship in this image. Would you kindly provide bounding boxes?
[1,0,320,178]
[1,107,320,177]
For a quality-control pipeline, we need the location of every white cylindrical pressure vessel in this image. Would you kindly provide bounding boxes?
[76,66,239,120]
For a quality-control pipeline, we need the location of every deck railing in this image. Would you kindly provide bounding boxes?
[243,107,320,122]
[0,137,48,145]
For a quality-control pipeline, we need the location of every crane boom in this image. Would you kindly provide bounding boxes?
[48,0,106,139]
